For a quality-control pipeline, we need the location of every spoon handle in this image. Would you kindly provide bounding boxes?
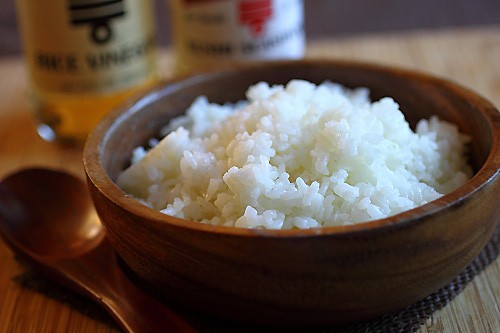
[53,239,197,333]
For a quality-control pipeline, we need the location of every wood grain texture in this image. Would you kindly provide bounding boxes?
[0,27,499,332]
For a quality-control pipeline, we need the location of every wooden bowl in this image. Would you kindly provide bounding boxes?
[83,60,499,327]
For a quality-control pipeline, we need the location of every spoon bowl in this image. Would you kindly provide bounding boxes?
[0,168,104,260]
[0,168,195,333]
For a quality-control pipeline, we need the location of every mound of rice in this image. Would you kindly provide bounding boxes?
[117,80,472,229]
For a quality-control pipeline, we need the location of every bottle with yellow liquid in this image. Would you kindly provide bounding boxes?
[16,0,158,144]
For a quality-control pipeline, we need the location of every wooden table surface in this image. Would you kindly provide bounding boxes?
[0,27,499,332]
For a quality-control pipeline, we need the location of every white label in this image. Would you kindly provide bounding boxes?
[171,0,305,71]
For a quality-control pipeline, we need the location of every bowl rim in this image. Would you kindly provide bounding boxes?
[83,59,500,238]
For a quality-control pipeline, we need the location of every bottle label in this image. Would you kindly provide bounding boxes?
[171,0,305,71]
[16,0,157,95]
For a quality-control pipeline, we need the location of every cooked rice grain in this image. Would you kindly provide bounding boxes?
[117,80,472,229]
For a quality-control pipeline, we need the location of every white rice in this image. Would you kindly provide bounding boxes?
[117,80,472,229]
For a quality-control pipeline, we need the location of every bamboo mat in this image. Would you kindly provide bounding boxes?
[0,27,499,332]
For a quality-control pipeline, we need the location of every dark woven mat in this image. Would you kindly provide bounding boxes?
[15,227,499,333]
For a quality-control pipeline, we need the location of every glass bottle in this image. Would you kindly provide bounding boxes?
[169,0,305,75]
[16,0,159,144]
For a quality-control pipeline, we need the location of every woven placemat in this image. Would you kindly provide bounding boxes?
[16,226,499,333]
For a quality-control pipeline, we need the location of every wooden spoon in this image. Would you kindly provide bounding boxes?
[0,168,196,333]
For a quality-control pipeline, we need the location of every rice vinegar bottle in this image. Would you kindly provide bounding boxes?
[16,0,159,144]
[169,0,305,75]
